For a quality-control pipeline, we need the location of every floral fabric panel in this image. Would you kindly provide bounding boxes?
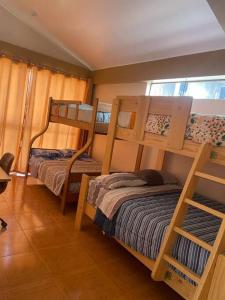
[145,114,171,136]
[185,114,225,146]
[145,113,225,146]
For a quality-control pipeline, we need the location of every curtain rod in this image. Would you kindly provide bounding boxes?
[0,52,88,80]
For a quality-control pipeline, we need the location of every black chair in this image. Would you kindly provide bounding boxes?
[0,153,14,229]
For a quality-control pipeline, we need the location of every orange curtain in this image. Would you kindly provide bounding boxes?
[0,57,87,172]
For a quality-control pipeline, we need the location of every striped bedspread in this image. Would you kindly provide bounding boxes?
[114,192,225,281]
[30,157,102,196]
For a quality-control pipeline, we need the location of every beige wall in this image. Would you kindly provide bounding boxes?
[0,40,90,78]
[93,49,225,84]
[92,82,225,204]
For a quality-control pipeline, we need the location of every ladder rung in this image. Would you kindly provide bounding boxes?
[185,198,225,219]
[174,226,212,252]
[195,171,225,185]
[163,254,201,283]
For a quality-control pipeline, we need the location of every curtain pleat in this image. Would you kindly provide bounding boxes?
[0,57,88,173]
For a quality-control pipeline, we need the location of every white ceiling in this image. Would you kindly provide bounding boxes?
[0,6,86,67]
[0,0,225,70]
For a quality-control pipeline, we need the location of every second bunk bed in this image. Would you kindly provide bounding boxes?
[75,95,225,300]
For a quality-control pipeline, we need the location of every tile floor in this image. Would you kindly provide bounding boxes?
[0,176,181,300]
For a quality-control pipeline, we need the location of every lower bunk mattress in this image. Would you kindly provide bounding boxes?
[29,151,102,196]
[94,191,225,283]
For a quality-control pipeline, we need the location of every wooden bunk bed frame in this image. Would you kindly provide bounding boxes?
[26,97,103,213]
[75,95,225,300]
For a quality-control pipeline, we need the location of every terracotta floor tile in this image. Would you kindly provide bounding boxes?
[15,212,56,230]
[0,177,182,299]
[24,226,73,249]
[0,252,51,289]
[55,267,124,300]
[4,278,67,300]
[0,292,7,300]
[0,230,32,257]
[0,215,22,232]
[37,243,96,275]
[0,202,12,216]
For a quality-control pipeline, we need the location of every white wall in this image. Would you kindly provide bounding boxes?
[92,82,225,203]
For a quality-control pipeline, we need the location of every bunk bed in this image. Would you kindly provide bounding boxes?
[26,97,113,213]
[75,95,225,300]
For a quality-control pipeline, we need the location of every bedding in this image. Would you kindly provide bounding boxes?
[135,169,178,185]
[114,192,225,282]
[93,189,225,283]
[29,150,102,196]
[88,177,181,219]
[145,113,225,146]
[93,172,147,190]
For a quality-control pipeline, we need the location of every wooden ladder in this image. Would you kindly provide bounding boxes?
[152,143,225,300]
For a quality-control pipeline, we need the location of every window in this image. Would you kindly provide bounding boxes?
[148,76,225,100]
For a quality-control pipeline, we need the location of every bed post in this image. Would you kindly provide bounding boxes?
[87,98,98,157]
[102,98,120,174]
[60,99,98,213]
[153,149,165,170]
[25,97,52,177]
[134,145,144,171]
[74,174,90,231]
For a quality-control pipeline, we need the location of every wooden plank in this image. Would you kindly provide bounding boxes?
[185,198,225,220]
[85,202,96,219]
[74,174,90,231]
[208,255,225,300]
[102,98,120,174]
[0,167,10,182]
[149,97,175,115]
[163,254,201,284]
[134,144,144,171]
[195,171,225,185]
[51,99,81,105]
[164,268,196,300]
[115,238,155,271]
[115,127,135,140]
[50,116,91,131]
[152,144,213,281]
[193,218,225,300]
[153,149,165,170]
[167,97,192,149]
[174,226,213,252]
[117,96,141,112]
[134,96,150,140]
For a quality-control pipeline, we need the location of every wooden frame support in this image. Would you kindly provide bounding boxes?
[101,98,120,174]
[74,174,90,231]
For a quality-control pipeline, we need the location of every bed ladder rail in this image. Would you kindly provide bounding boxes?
[152,143,225,300]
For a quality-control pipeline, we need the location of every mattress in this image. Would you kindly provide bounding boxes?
[29,149,102,196]
[145,113,225,146]
[113,192,225,282]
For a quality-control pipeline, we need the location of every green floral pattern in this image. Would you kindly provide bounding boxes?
[145,113,225,146]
